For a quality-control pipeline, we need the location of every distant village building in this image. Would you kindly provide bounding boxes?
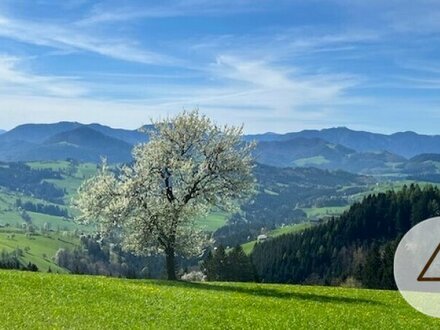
[257,234,268,242]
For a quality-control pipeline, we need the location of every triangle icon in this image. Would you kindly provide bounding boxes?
[417,243,440,282]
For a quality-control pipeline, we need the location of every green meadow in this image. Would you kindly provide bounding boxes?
[0,270,437,329]
[0,232,78,272]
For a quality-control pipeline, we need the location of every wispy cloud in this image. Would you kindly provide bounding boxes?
[126,56,361,126]
[0,0,439,134]
[0,55,87,97]
[78,0,269,25]
[0,15,176,65]
[0,54,361,131]
[184,29,381,66]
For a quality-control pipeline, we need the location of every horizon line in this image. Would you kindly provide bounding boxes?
[1,121,438,137]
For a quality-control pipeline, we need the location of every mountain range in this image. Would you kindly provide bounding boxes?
[245,127,440,158]
[0,122,439,176]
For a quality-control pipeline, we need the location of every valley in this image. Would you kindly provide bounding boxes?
[1,123,440,279]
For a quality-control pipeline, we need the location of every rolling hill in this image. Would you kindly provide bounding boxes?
[0,231,78,272]
[254,137,355,167]
[0,270,437,328]
[0,123,147,163]
[251,184,440,288]
[253,138,407,174]
[42,126,133,163]
[0,159,380,265]
[0,122,82,144]
[212,164,375,247]
[0,123,439,177]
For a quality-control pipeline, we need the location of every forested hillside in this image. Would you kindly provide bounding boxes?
[0,159,377,276]
[213,164,373,247]
[0,162,65,204]
[251,184,440,289]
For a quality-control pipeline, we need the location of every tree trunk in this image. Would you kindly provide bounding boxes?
[165,247,177,280]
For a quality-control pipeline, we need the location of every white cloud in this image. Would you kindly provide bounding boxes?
[1,1,438,134]
[78,0,267,25]
[205,56,359,112]
[0,55,87,97]
[0,15,175,65]
[0,51,362,132]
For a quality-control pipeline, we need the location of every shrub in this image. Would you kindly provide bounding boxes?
[181,271,206,282]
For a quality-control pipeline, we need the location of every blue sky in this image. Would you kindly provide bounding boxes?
[0,0,440,134]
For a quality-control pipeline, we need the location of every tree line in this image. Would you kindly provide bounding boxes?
[0,249,38,272]
[251,184,440,289]
[202,245,256,282]
[15,199,69,218]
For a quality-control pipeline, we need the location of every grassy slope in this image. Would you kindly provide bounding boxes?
[0,160,225,275]
[0,270,438,329]
[352,180,440,200]
[44,161,228,232]
[0,232,78,272]
[241,223,312,254]
[0,161,97,230]
[301,181,440,220]
[197,211,228,232]
[1,161,227,232]
[2,161,438,233]
[302,206,349,218]
[293,155,329,166]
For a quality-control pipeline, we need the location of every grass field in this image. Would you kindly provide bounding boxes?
[302,206,349,219]
[293,156,329,167]
[0,231,78,272]
[241,223,312,254]
[352,180,440,199]
[196,211,228,232]
[0,270,438,329]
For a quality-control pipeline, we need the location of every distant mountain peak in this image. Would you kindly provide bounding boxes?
[44,126,131,148]
[0,122,148,163]
[246,127,440,158]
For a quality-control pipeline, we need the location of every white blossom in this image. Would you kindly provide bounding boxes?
[73,110,255,279]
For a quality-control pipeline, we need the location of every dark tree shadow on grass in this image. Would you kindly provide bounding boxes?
[138,280,384,306]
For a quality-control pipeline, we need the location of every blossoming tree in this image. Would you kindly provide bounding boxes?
[74,111,255,280]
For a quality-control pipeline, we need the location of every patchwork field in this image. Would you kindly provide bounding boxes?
[0,270,438,329]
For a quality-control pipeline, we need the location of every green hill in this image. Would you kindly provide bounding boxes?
[241,222,312,254]
[0,270,437,329]
[0,231,78,272]
[251,184,440,288]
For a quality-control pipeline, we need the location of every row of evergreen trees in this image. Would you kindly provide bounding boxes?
[250,184,440,289]
[15,199,69,218]
[202,246,256,282]
[0,249,38,272]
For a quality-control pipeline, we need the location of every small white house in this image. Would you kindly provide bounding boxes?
[257,234,268,242]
